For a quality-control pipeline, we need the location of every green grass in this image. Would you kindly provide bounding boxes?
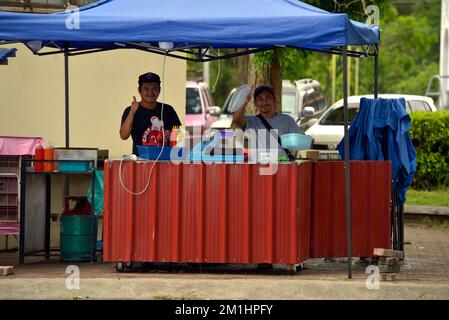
[406,188,449,207]
[153,295,173,300]
[422,217,449,231]
[153,294,196,300]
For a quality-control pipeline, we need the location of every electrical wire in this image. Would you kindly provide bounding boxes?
[211,49,221,93]
[119,51,168,195]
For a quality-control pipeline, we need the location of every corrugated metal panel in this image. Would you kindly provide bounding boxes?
[103,161,312,264]
[310,161,391,258]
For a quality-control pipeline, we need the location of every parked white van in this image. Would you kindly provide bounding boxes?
[281,79,328,130]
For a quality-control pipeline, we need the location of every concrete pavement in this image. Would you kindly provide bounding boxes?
[405,205,449,216]
[1,277,449,300]
[1,221,449,300]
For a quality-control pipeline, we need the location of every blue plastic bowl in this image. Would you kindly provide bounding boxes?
[280,133,312,150]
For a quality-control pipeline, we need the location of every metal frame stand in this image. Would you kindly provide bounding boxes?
[391,181,405,255]
[19,158,96,264]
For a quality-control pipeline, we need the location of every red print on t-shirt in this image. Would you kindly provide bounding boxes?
[142,116,164,146]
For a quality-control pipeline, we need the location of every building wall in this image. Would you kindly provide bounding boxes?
[0,44,186,250]
[441,0,449,109]
[0,43,186,159]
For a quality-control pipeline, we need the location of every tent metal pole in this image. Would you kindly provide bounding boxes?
[64,44,69,148]
[64,44,70,197]
[343,47,352,279]
[374,44,379,98]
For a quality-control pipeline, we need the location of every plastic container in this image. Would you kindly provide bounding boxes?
[34,144,44,172]
[43,143,54,172]
[136,145,184,161]
[170,127,179,147]
[280,133,312,150]
[247,149,279,164]
[59,157,90,172]
[190,140,244,163]
[175,127,185,147]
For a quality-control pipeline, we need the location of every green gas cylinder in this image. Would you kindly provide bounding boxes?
[60,197,97,262]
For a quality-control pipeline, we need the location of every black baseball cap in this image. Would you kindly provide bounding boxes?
[253,85,275,99]
[138,72,161,86]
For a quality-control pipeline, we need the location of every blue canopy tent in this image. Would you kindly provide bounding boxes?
[0,0,378,51]
[0,0,381,276]
[0,47,17,64]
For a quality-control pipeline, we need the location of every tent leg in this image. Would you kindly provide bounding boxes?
[391,182,398,250]
[64,45,70,148]
[399,202,405,254]
[64,44,70,197]
[343,47,352,279]
[374,45,379,99]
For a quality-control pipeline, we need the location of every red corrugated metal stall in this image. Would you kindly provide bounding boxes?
[103,161,312,264]
[310,161,392,258]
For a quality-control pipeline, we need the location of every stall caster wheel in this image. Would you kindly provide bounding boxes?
[287,264,303,273]
[296,263,305,271]
[125,262,133,268]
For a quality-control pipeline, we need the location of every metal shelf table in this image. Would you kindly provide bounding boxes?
[19,159,96,264]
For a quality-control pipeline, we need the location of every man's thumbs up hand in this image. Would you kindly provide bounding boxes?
[130,96,139,115]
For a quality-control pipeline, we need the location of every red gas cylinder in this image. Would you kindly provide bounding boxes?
[62,197,92,216]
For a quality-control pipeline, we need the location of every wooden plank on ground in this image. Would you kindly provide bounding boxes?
[373,248,404,259]
[378,257,400,266]
[378,264,400,273]
[0,266,14,276]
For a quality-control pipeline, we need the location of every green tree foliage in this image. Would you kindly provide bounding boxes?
[304,0,395,21]
[377,13,439,92]
[252,0,393,102]
[187,0,441,109]
[287,0,441,105]
[208,56,236,107]
[187,51,237,107]
[189,0,394,107]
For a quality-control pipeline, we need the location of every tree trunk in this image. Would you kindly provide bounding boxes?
[235,50,249,86]
[270,51,282,113]
[246,54,258,115]
[252,49,282,113]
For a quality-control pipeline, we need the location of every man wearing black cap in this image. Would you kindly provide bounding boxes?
[232,85,304,159]
[120,72,182,155]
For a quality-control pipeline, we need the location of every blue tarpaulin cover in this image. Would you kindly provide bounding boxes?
[0,48,16,63]
[0,0,379,51]
[338,98,416,204]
